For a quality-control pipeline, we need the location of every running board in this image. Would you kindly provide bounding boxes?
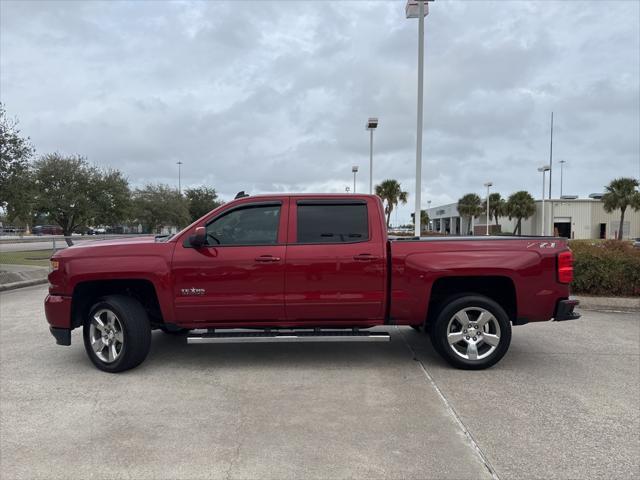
[187,329,390,344]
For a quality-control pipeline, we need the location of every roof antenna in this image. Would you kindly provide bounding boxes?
[235,191,249,199]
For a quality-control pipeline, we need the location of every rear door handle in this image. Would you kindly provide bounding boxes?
[255,255,281,263]
[353,254,379,261]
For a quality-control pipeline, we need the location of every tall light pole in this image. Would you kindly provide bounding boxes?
[559,160,566,197]
[406,0,431,237]
[177,161,183,194]
[427,200,431,231]
[366,118,378,194]
[484,182,493,236]
[548,112,554,199]
[538,165,550,235]
[352,165,359,194]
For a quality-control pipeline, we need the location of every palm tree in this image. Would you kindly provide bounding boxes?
[485,192,506,228]
[410,209,430,233]
[457,193,483,234]
[375,179,408,228]
[505,191,536,235]
[602,178,640,240]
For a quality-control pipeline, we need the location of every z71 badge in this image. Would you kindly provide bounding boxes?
[527,241,557,249]
[181,288,205,296]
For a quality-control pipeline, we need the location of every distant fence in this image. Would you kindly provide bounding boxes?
[0,234,155,269]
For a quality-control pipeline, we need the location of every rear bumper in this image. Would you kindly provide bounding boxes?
[554,299,581,321]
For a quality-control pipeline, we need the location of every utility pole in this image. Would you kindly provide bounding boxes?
[538,165,550,235]
[352,165,359,194]
[548,112,553,199]
[484,182,493,235]
[366,118,378,194]
[405,0,430,237]
[177,161,183,194]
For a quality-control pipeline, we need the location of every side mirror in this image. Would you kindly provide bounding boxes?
[189,226,206,248]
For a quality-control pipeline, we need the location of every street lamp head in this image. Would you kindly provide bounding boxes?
[484,182,493,187]
[405,0,432,18]
[559,160,566,165]
[538,165,550,172]
[366,117,379,130]
[352,165,359,173]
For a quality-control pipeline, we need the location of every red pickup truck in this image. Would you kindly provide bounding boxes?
[45,194,579,373]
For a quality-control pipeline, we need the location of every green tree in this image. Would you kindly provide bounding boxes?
[185,187,222,222]
[132,184,189,233]
[484,192,506,228]
[505,191,536,235]
[375,179,408,228]
[602,177,640,240]
[410,210,430,232]
[93,169,132,227]
[33,154,130,245]
[457,193,483,234]
[0,104,36,231]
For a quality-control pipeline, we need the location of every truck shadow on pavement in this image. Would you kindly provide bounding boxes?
[65,327,453,373]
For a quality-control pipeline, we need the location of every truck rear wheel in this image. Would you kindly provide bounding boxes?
[83,295,151,373]
[429,295,511,370]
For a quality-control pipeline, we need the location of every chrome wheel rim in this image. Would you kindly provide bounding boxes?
[89,309,124,363]
[446,307,501,361]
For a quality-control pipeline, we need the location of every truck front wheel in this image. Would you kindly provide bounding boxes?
[83,295,152,373]
[429,295,511,370]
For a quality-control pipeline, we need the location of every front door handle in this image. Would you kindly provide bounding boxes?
[255,255,281,263]
[353,254,379,261]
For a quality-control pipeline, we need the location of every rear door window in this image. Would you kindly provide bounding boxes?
[296,202,369,244]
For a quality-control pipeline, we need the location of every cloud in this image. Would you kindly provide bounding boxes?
[1,0,638,224]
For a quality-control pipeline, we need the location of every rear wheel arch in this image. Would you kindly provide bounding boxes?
[425,275,517,328]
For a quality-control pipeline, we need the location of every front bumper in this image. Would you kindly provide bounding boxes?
[554,299,581,321]
[45,294,73,345]
[44,294,72,328]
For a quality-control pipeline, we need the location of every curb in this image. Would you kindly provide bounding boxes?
[573,295,639,313]
[0,277,48,292]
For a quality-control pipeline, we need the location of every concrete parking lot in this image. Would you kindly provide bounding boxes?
[1,285,638,480]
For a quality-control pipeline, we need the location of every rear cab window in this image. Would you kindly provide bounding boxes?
[296,201,369,244]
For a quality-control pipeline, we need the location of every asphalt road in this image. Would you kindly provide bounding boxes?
[1,285,638,480]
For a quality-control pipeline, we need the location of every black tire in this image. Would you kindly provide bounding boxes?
[83,295,152,373]
[429,295,511,370]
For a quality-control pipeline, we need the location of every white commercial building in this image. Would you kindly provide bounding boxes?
[426,196,640,239]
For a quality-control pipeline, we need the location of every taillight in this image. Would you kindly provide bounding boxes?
[557,250,573,284]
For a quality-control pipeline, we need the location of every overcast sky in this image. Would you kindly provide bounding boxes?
[1,0,639,224]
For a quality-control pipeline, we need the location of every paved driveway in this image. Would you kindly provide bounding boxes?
[1,285,638,479]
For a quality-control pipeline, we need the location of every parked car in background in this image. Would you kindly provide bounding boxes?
[0,225,25,235]
[33,225,63,236]
[633,238,640,249]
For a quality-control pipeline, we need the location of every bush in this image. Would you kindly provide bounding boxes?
[569,240,640,297]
